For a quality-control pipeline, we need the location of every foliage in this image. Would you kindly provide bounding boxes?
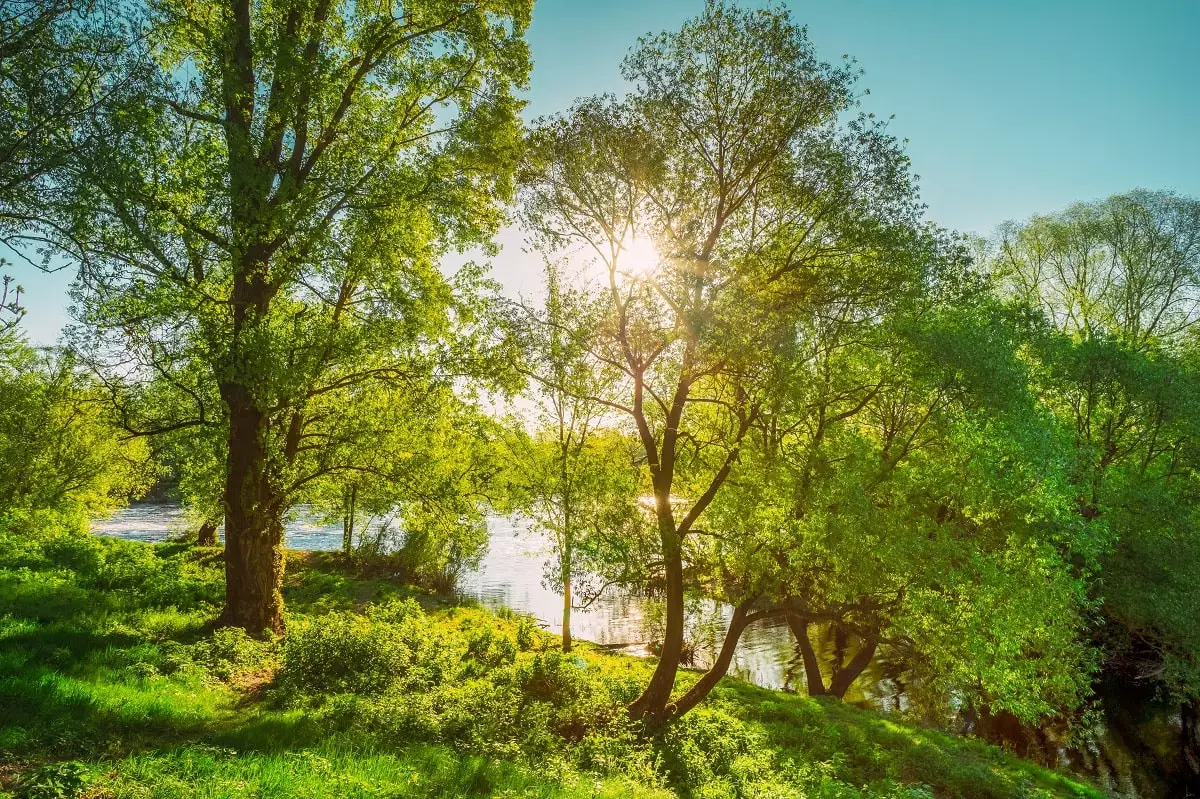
[0,331,153,536]
[11,761,88,799]
[36,0,533,633]
[990,190,1200,737]
[0,0,142,238]
[518,0,1010,723]
[506,264,647,650]
[303,393,511,589]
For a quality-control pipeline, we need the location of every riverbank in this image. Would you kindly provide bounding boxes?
[0,533,1102,798]
[90,504,872,696]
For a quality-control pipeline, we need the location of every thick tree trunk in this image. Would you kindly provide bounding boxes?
[215,0,289,638]
[197,517,219,547]
[218,388,285,636]
[788,613,827,696]
[828,632,878,699]
[629,518,685,723]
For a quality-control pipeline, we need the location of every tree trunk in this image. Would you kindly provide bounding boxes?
[671,606,751,717]
[342,485,356,554]
[218,388,285,636]
[628,517,685,723]
[828,632,878,699]
[562,572,573,653]
[197,518,219,547]
[831,623,848,681]
[788,613,827,697]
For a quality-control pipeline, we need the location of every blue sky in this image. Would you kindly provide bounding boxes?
[13,0,1200,344]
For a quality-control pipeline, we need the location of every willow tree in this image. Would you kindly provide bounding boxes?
[521,1,932,723]
[695,293,1098,726]
[48,0,531,633]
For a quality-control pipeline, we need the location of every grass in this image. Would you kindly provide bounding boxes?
[0,533,1104,799]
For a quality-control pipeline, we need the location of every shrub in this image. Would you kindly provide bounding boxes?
[13,761,89,799]
[40,535,103,576]
[462,626,518,678]
[657,707,767,791]
[191,627,277,681]
[277,606,439,696]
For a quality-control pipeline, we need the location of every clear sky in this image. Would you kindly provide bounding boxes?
[12,0,1200,344]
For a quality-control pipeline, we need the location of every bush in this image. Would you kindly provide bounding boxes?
[657,707,771,793]
[278,604,440,696]
[13,761,89,799]
[462,625,518,677]
[190,627,277,681]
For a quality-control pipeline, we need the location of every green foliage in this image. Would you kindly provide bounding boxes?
[12,761,89,799]
[279,601,448,696]
[190,627,276,682]
[0,333,154,535]
[991,190,1200,715]
[32,0,535,633]
[519,0,982,720]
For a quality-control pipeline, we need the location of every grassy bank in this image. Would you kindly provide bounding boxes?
[0,534,1102,799]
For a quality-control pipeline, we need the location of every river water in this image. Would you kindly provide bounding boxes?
[91,503,891,702]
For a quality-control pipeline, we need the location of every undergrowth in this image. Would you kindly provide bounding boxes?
[0,532,1102,798]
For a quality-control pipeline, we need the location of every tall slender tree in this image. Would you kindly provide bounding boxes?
[521,1,932,723]
[510,262,642,652]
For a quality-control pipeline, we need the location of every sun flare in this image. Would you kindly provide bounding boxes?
[617,232,660,280]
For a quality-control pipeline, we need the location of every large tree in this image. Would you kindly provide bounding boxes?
[521,1,940,723]
[46,0,531,633]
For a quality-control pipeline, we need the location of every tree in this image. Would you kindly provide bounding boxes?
[509,262,643,652]
[0,0,141,245]
[45,0,531,633]
[521,1,937,723]
[304,380,511,590]
[0,328,154,535]
[669,283,1098,729]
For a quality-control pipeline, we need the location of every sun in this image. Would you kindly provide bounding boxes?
[617,232,660,280]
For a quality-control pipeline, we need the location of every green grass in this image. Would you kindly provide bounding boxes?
[0,534,1103,799]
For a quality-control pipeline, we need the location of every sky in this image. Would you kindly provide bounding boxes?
[12,0,1200,345]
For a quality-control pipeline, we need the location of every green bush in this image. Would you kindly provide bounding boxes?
[658,707,766,791]
[278,606,439,696]
[13,761,89,799]
[462,625,518,677]
[191,626,277,681]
